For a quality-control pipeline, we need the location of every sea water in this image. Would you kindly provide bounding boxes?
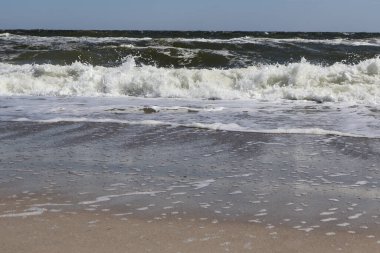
[0,30,379,137]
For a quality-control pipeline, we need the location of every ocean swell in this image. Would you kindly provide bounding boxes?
[1,57,379,103]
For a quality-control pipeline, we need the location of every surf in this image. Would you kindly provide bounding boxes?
[1,57,379,103]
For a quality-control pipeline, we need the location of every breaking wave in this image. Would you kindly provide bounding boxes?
[1,57,380,103]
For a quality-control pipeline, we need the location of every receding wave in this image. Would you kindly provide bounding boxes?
[1,57,380,103]
[12,117,375,138]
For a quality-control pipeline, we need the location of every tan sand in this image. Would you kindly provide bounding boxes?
[0,212,378,253]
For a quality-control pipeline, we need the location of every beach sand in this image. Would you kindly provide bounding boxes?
[0,121,379,252]
[1,212,379,253]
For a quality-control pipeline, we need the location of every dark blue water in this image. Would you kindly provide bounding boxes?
[1,30,380,68]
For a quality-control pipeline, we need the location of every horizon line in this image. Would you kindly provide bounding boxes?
[1,28,380,34]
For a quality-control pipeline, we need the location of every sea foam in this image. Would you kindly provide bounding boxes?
[1,57,380,103]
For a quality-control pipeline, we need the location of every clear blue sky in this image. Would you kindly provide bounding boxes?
[1,0,379,32]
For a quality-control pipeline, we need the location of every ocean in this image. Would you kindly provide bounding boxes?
[1,30,380,251]
[0,30,379,137]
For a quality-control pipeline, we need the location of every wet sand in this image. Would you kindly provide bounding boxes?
[1,212,379,253]
[0,121,379,252]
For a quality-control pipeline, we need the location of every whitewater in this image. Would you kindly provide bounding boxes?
[0,30,379,137]
[1,57,379,103]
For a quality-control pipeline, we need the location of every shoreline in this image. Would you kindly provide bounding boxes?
[0,121,379,252]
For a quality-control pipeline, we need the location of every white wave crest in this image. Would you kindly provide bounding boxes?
[168,37,380,47]
[1,57,380,103]
[0,33,11,38]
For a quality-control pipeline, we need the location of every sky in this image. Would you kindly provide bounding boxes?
[0,0,380,32]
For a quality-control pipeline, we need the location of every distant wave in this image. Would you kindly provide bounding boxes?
[1,57,380,103]
[2,32,380,68]
[166,37,380,47]
[2,33,380,47]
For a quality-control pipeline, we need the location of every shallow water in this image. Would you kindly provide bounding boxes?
[0,122,379,239]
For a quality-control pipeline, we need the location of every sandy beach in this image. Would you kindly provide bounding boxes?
[1,212,379,253]
[0,121,379,252]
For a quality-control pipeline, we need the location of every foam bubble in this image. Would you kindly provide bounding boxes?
[0,207,46,218]
[79,191,164,205]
